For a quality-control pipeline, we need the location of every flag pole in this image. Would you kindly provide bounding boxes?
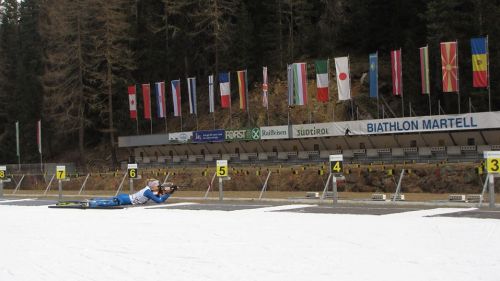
[487,35,491,112]
[348,55,354,120]
[38,120,43,172]
[136,118,139,135]
[15,121,20,171]
[428,93,432,116]
[213,112,216,129]
[245,70,250,125]
[400,48,405,117]
[376,52,380,119]
[456,39,461,114]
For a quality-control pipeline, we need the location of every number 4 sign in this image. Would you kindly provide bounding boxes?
[484,151,500,174]
[329,155,343,175]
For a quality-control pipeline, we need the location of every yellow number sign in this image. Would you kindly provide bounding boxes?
[216,160,228,177]
[128,164,138,179]
[484,151,500,174]
[487,158,500,173]
[329,155,344,174]
[0,166,6,179]
[56,166,66,180]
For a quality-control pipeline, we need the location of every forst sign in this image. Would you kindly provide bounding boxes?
[225,128,260,141]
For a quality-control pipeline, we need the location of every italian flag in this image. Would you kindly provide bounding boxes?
[315,60,329,102]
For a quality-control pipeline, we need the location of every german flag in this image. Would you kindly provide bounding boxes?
[471,37,488,88]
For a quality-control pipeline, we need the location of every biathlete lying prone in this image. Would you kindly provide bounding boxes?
[84,179,177,208]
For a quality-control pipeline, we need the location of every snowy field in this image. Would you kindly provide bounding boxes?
[1,203,500,281]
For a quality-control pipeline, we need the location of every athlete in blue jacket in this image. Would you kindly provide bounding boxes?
[85,179,177,208]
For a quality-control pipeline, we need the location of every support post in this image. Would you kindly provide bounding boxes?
[332,176,338,204]
[259,171,272,200]
[204,172,217,199]
[129,178,134,193]
[58,179,63,201]
[43,174,55,196]
[114,172,128,196]
[218,177,224,201]
[488,174,495,208]
[321,173,332,200]
[78,173,90,195]
[13,174,25,194]
[0,181,3,198]
[392,169,405,202]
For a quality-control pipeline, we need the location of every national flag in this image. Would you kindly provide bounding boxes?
[187,77,197,115]
[287,64,294,106]
[128,85,137,119]
[154,82,166,118]
[15,121,20,157]
[293,62,307,105]
[391,49,403,96]
[419,46,430,94]
[471,37,488,88]
[237,70,248,111]
[369,53,378,98]
[208,75,215,113]
[219,72,231,108]
[37,120,42,154]
[315,60,329,102]
[440,41,459,92]
[171,80,181,117]
[262,66,269,108]
[142,83,151,119]
[335,57,351,100]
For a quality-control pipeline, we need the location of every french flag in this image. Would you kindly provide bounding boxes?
[171,80,181,117]
[219,72,231,108]
[155,82,166,118]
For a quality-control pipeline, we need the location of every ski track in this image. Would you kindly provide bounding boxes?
[0,205,499,281]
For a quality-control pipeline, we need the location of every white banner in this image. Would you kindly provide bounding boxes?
[291,112,500,138]
[292,123,334,138]
[260,126,290,139]
[168,132,192,143]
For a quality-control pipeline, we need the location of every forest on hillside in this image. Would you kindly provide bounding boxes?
[0,0,498,166]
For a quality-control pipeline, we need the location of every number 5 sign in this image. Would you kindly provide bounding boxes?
[484,151,500,174]
[56,166,66,180]
[329,154,343,175]
[216,160,228,177]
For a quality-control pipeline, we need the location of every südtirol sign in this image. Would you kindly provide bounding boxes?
[292,123,333,138]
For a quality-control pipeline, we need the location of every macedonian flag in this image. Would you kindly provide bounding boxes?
[440,41,459,92]
[471,37,488,88]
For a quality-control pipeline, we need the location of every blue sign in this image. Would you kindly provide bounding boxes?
[192,130,225,143]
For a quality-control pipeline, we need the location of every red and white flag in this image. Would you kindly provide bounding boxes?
[142,83,151,119]
[128,85,137,119]
[37,120,42,154]
[391,49,403,96]
[335,57,351,100]
[262,67,268,108]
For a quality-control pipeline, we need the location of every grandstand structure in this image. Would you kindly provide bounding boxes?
[118,111,500,167]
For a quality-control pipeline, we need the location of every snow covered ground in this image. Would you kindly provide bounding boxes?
[1,203,499,281]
